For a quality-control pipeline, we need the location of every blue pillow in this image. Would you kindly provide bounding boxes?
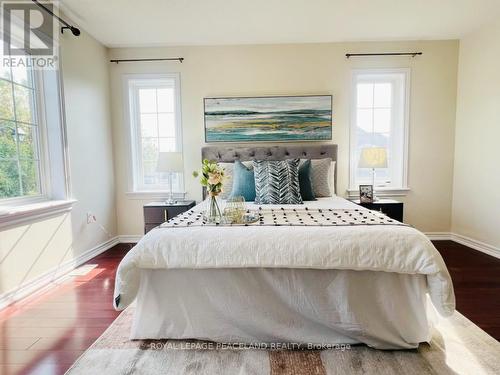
[299,160,316,201]
[229,160,256,201]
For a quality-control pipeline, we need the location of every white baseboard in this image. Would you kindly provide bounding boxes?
[424,232,452,241]
[425,232,500,259]
[450,233,500,259]
[118,234,143,243]
[0,236,120,310]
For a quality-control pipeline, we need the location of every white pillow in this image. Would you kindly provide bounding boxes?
[330,161,336,195]
[219,161,253,199]
[303,158,336,197]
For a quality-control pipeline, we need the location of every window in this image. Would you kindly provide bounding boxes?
[0,8,71,226]
[350,69,409,193]
[0,51,44,202]
[125,74,183,193]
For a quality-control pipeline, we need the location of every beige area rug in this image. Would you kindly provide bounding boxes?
[66,308,500,375]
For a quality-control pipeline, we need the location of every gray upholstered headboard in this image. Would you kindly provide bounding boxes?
[201,144,338,194]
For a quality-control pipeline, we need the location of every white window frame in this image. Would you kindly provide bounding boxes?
[0,13,72,228]
[0,61,69,206]
[0,55,73,228]
[123,73,184,195]
[348,68,410,197]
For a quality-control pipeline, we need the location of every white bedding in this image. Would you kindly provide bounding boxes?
[132,268,433,349]
[114,196,455,317]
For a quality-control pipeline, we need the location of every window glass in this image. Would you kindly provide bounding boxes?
[351,70,408,190]
[127,75,183,192]
[0,55,42,200]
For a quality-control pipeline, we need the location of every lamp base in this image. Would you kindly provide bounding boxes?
[165,173,176,205]
[165,188,176,204]
[371,168,379,202]
[165,197,176,205]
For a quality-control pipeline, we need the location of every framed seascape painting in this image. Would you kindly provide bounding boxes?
[204,95,332,142]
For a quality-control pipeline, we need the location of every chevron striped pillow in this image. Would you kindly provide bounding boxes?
[253,159,303,204]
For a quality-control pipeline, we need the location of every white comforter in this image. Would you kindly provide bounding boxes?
[113,197,455,317]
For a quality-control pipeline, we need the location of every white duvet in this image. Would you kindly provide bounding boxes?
[113,197,455,317]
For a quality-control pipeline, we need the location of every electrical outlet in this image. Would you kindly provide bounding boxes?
[87,212,96,224]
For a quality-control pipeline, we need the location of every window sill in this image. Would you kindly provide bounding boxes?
[0,199,77,230]
[125,191,187,200]
[346,187,410,198]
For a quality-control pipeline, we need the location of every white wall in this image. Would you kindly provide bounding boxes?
[0,30,116,297]
[452,19,500,250]
[109,40,458,236]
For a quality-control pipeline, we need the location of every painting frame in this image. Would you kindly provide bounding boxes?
[203,95,333,143]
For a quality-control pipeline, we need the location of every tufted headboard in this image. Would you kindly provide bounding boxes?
[201,144,338,195]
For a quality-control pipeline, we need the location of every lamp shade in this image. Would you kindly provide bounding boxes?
[358,147,388,168]
[156,152,184,173]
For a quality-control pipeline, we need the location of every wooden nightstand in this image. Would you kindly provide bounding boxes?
[350,199,404,222]
[143,200,196,234]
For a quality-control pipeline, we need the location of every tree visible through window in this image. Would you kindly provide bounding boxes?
[0,54,41,200]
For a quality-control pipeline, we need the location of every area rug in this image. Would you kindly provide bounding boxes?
[65,307,500,375]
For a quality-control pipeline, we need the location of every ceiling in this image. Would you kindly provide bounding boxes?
[60,0,500,48]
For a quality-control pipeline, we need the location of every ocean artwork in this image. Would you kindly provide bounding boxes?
[204,95,332,142]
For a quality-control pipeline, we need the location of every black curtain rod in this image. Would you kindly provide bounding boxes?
[31,0,80,36]
[346,52,422,59]
[110,58,184,64]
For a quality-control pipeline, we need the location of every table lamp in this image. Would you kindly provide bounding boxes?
[358,147,387,201]
[156,152,184,204]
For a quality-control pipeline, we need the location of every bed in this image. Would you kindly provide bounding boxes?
[113,145,455,350]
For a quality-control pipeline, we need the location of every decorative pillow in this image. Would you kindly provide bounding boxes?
[298,160,316,201]
[330,161,336,195]
[229,160,256,201]
[219,161,253,199]
[253,159,303,204]
[305,158,335,197]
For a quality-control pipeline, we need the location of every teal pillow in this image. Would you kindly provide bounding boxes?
[299,160,316,201]
[229,160,256,201]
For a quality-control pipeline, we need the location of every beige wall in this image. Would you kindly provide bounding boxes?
[60,29,116,251]
[0,30,116,296]
[109,40,459,235]
[452,20,500,249]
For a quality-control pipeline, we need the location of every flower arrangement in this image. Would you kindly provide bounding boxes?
[192,159,225,196]
[193,160,225,222]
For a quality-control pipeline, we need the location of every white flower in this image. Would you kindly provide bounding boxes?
[208,172,222,185]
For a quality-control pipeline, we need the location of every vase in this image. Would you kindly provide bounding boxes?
[223,196,246,223]
[204,192,223,223]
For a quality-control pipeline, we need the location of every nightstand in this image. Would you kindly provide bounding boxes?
[143,200,196,234]
[350,199,404,222]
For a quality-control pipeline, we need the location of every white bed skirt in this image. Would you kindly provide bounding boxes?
[131,268,432,349]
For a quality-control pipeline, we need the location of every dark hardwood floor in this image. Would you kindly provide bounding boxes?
[0,243,133,375]
[0,240,498,374]
[433,240,500,339]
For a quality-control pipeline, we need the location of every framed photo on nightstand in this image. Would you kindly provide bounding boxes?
[359,185,374,203]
